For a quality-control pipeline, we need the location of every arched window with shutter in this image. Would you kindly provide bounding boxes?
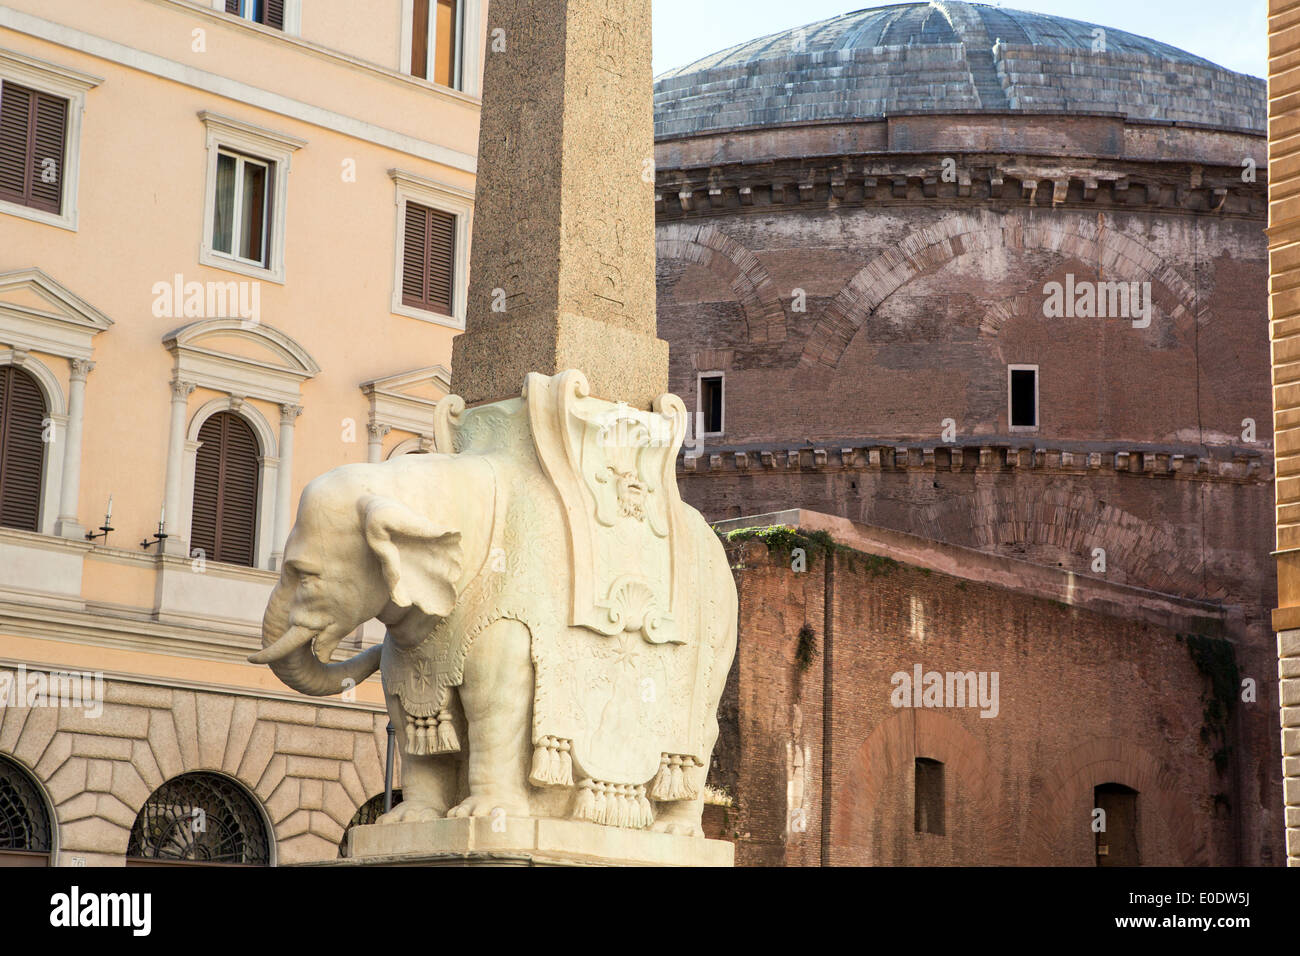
[190,411,260,567]
[0,365,46,532]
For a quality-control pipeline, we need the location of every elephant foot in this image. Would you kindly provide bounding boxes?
[447,791,530,819]
[650,819,704,838]
[376,801,446,825]
[651,802,704,838]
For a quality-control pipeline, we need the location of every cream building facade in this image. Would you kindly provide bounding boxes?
[0,0,483,865]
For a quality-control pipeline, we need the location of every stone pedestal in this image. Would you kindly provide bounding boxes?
[338,817,734,867]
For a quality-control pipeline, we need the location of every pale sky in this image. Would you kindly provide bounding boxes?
[652,0,1267,79]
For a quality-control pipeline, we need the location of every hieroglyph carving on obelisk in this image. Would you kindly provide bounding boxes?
[451,0,669,410]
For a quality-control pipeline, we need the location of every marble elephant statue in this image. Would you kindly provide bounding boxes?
[251,372,738,836]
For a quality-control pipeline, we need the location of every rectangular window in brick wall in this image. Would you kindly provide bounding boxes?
[700,374,724,435]
[914,757,945,835]
[1009,365,1038,430]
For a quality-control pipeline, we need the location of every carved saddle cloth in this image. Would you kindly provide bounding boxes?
[381,374,719,815]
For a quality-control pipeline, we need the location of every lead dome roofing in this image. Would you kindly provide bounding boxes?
[653,1,1265,138]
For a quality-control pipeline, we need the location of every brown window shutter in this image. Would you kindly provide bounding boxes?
[225,0,239,14]
[0,366,46,532]
[411,0,430,78]
[401,202,455,315]
[29,92,66,213]
[191,412,260,567]
[0,82,31,205]
[264,0,285,29]
[190,430,220,562]
[260,161,275,267]
[0,82,67,213]
[401,202,429,307]
[426,206,455,314]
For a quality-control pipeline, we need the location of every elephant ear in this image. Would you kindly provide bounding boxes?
[359,495,463,618]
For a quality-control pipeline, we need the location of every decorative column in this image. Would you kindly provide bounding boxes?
[54,359,93,539]
[161,378,194,555]
[366,422,391,463]
[271,403,302,568]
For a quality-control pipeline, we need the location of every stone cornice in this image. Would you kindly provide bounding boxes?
[681,439,1272,484]
[0,654,384,710]
[714,509,1228,634]
[655,154,1265,222]
[145,0,483,110]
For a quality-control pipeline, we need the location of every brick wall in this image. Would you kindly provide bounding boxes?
[659,197,1275,656]
[714,530,1283,866]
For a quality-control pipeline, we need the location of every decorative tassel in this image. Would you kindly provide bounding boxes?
[528,736,575,787]
[557,739,573,787]
[635,786,654,828]
[648,753,705,803]
[573,779,596,821]
[650,754,674,801]
[570,779,654,829]
[669,755,684,798]
[406,717,426,757]
[615,787,629,828]
[434,710,458,753]
[680,756,701,801]
[530,739,551,786]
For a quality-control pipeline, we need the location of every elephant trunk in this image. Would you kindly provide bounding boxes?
[252,583,382,697]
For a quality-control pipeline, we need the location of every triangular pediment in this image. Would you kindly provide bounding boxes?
[361,366,451,435]
[0,269,113,359]
[363,365,452,397]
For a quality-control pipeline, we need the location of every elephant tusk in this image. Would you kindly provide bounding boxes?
[249,624,320,665]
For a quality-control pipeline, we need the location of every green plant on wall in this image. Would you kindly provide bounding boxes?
[796,623,817,670]
[718,525,827,563]
[1178,633,1240,776]
[715,524,898,576]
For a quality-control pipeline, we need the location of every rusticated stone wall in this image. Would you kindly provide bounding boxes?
[0,671,391,865]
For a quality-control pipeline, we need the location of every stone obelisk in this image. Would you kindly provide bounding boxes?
[451,0,669,410]
[294,0,736,868]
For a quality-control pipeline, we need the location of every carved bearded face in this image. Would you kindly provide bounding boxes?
[613,468,647,520]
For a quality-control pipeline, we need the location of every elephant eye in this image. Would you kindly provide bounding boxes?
[284,560,319,580]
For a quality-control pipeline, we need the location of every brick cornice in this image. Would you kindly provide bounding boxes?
[681,439,1271,485]
[655,154,1265,223]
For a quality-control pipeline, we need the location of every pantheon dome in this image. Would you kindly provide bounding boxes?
[650,0,1277,867]
[651,1,1271,642]
[654,2,1264,136]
